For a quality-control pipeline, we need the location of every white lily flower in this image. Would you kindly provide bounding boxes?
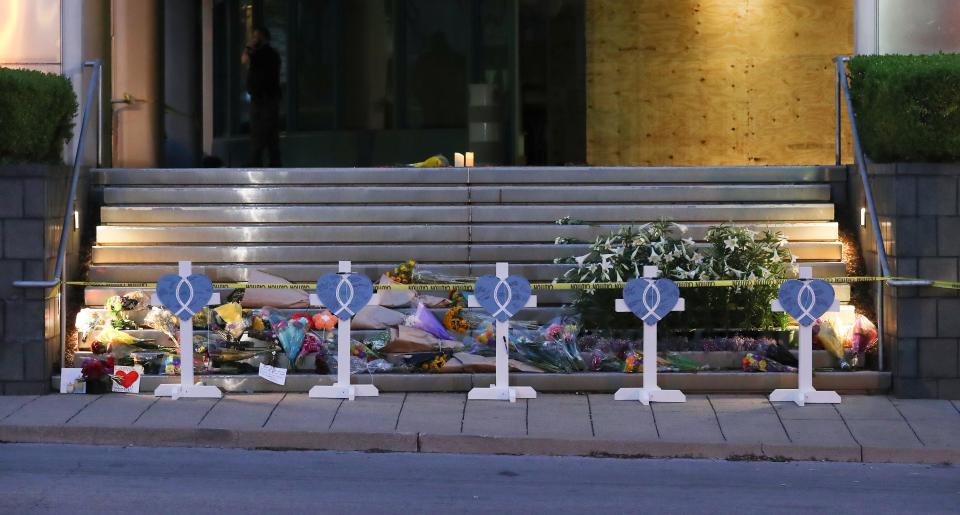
[600,255,614,273]
[724,238,738,251]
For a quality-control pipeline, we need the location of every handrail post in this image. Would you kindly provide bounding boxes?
[877,253,884,372]
[60,259,67,371]
[835,61,842,166]
[95,59,103,168]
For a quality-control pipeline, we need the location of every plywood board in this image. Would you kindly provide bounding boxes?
[587,0,854,166]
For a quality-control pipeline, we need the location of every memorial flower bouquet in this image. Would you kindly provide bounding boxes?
[684,225,794,331]
[81,355,115,394]
[556,221,702,330]
[507,317,586,373]
[742,352,797,373]
[556,220,795,331]
[386,260,417,284]
[103,294,140,330]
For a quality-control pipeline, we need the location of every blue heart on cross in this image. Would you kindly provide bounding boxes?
[315,273,374,320]
[473,275,532,322]
[778,279,835,326]
[623,278,680,326]
[156,273,215,321]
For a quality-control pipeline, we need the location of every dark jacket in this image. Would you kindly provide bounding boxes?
[246,44,281,102]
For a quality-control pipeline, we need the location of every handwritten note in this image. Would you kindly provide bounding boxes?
[259,363,287,385]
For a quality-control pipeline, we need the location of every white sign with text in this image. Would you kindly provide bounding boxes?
[259,363,287,386]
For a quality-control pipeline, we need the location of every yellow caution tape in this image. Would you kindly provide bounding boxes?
[62,276,960,290]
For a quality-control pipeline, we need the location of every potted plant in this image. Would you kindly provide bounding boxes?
[555,221,795,347]
[80,354,114,394]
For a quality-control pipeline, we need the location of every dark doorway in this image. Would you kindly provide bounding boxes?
[209,0,585,167]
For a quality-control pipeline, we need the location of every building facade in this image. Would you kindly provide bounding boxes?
[4,0,957,169]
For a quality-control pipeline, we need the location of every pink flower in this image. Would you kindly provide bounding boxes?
[298,333,323,359]
[546,324,564,340]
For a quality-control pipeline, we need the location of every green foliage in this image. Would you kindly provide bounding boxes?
[556,221,793,331]
[848,53,960,162]
[0,67,78,164]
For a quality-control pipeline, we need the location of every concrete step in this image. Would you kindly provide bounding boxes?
[93,166,848,186]
[82,283,852,307]
[50,371,893,394]
[100,204,834,224]
[102,184,831,205]
[91,241,842,264]
[96,222,840,244]
[86,261,849,283]
[75,304,568,324]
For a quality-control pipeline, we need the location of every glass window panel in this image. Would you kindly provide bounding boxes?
[293,0,338,130]
[262,0,289,129]
[337,0,394,130]
[0,0,60,64]
[403,0,468,129]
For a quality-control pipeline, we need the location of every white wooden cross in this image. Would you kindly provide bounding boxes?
[769,266,841,406]
[308,261,380,400]
[152,261,222,399]
[467,262,538,402]
[613,266,686,405]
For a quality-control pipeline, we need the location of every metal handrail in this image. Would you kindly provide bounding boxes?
[13,60,102,289]
[834,56,931,288]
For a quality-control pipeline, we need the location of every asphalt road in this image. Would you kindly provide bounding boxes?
[0,444,957,514]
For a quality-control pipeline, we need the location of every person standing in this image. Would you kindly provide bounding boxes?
[242,26,282,167]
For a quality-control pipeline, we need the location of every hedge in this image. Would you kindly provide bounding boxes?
[848,53,960,163]
[0,67,78,164]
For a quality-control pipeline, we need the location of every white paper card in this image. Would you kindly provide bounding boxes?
[259,363,287,385]
[111,365,143,393]
[60,368,86,394]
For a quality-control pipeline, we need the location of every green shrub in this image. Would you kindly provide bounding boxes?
[555,221,792,331]
[0,67,78,164]
[848,53,960,162]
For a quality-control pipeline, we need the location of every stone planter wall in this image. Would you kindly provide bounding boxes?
[851,163,960,399]
[0,164,77,394]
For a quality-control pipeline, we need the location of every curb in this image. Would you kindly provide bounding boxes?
[0,425,956,465]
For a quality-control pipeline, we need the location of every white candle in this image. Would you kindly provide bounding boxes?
[454,152,465,167]
[465,152,475,167]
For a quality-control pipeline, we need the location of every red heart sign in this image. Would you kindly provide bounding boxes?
[115,370,139,389]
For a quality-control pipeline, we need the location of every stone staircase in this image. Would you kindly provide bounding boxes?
[84,166,849,307]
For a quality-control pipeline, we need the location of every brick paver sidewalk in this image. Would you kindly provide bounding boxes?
[1,394,958,464]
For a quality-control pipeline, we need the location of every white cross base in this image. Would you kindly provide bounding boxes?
[308,261,381,400]
[613,266,686,405]
[769,266,842,406]
[151,261,222,399]
[466,262,538,402]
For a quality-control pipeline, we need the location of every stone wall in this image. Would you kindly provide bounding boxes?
[853,163,960,399]
[0,165,71,394]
